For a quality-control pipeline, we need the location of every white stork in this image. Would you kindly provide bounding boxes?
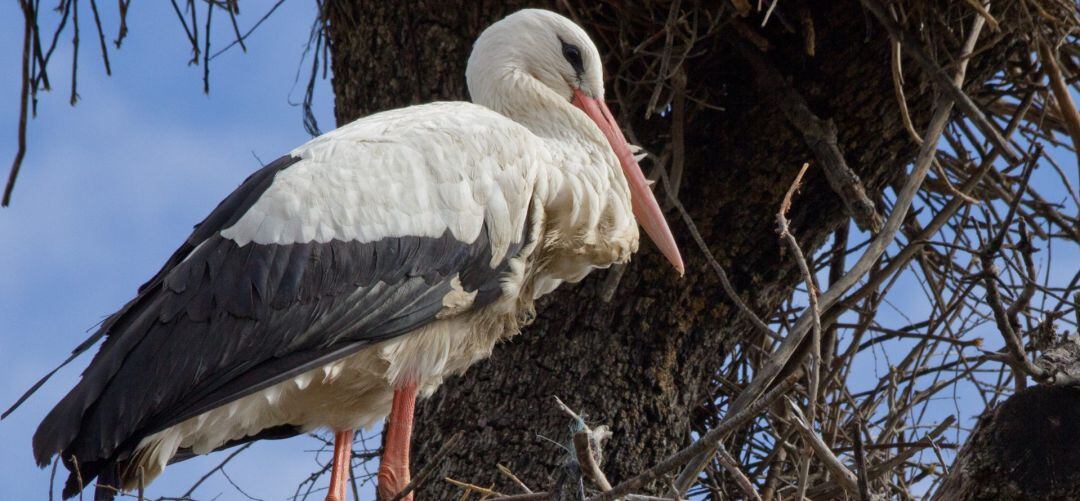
[16,9,683,501]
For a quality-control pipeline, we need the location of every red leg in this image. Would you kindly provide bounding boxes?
[325,429,354,501]
[377,381,418,501]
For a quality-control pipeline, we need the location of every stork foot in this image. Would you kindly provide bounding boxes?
[376,464,411,501]
[376,381,418,501]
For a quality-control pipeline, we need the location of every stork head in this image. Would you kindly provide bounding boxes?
[467,9,685,275]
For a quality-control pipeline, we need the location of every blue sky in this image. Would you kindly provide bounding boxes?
[1,2,1077,501]
[0,2,371,499]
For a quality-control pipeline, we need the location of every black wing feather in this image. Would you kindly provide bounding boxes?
[20,154,523,500]
[0,156,300,423]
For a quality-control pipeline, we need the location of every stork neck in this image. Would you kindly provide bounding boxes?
[473,68,635,252]
[478,70,638,268]
[479,70,605,145]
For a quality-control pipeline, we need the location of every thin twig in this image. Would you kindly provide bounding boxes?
[445,477,504,497]
[179,442,254,499]
[1038,39,1080,160]
[225,0,247,52]
[716,444,762,501]
[70,0,80,106]
[4,0,33,207]
[203,1,212,94]
[88,0,111,75]
[655,161,781,342]
[961,0,1000,31]
[889,16,922,145]
[850,417,872,501]
[210,0,289,60]
[497,464,533,494]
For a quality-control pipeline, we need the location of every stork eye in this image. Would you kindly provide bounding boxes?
[561,41,584,75]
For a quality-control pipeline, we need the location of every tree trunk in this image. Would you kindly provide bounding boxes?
[324,1,1017,497]
[932,385,1080,500]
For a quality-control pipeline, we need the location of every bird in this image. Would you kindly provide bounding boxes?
[11,8,684,501]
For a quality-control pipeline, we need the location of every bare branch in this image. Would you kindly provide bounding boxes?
[4,1,33,207]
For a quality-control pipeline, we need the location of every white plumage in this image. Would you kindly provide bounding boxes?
[28,9,683,501]
[223,102,540,265]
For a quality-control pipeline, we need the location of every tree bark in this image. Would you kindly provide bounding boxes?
[324,1,1017,497]
[933,385,1080,500]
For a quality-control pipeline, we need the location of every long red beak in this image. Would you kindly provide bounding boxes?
[572,88,684,275]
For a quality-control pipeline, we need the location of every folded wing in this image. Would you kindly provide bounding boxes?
[28,102,539,497]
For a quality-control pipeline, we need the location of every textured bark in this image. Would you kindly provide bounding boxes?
[933,385,1080,500]
[324,2,1014,497]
